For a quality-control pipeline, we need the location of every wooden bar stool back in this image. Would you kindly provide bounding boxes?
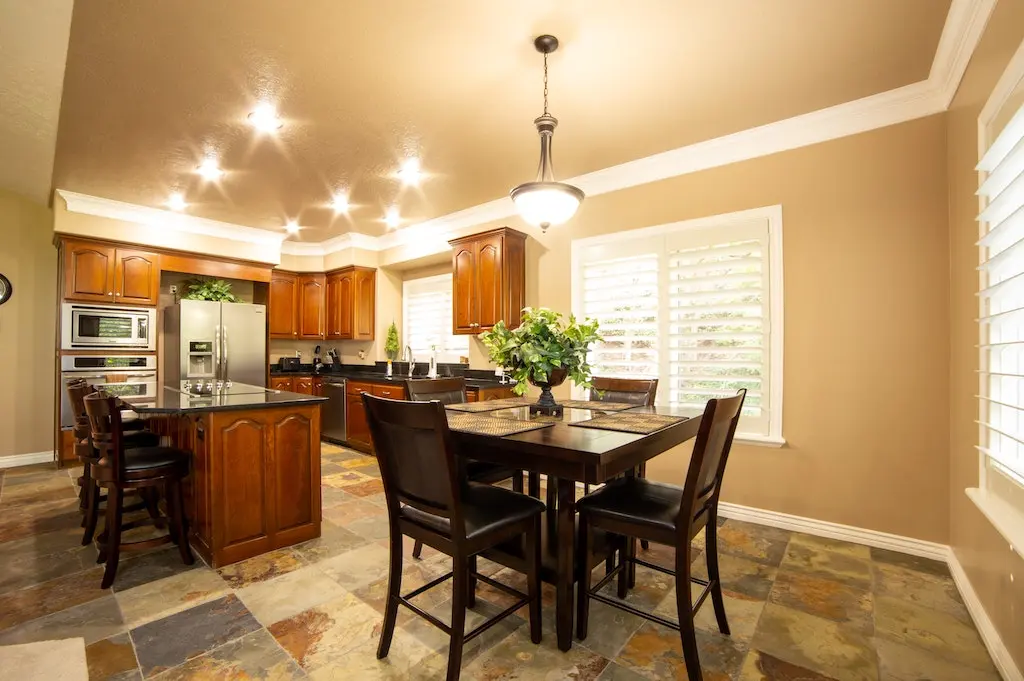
[83,392,193,588]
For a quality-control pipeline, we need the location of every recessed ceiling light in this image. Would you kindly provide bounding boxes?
[196,158,223,181]
[248,103,283,133]
[331,193,350,213]
[165,192,187,211]
[384,207,401,228]
[285,220,301,234]
[396,158,422,186]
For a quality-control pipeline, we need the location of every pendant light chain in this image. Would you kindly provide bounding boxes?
[542,51,549,115]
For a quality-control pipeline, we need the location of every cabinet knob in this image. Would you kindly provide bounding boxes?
[109,291,114,296]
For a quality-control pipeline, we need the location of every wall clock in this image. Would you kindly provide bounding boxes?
[0,274,11,306]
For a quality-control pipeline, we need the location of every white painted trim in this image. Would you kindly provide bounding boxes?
[930,0,999,108]
[716,501,948,560]
[947,547,1024,681]
[966,487,1024,560]
[0,451,55,469]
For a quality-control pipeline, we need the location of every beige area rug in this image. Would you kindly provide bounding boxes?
[0,638,88,680]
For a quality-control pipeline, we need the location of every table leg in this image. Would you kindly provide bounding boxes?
[555,477,576,651]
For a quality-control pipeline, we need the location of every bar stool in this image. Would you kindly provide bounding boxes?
[83,392,194,589]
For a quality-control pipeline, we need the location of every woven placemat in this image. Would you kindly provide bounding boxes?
[446,412,554,436]
[445,398,531,413]
[559,400,638,412]
[569,411,689,434]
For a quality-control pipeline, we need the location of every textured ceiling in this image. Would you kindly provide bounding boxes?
[52,0,951,242]
[0,0,73,204]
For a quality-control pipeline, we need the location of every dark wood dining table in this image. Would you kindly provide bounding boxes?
[446,403,702,651]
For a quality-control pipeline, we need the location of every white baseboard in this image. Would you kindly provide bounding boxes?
[719,501,1020,680]
[0,451,56,469]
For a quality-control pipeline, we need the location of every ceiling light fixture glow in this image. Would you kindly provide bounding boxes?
[510,35,584,233]
[165,192,187,211]
[384,207,401,228]
[396,158,422,186]
[331,193,350,213]
[285,220,301,234]
[196,158,223,181]
[248,103,283,133]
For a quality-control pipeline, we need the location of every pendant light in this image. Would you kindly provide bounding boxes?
[510,35,584,233]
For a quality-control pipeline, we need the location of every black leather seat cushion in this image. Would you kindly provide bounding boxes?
[400,483,545,542]
[124,430,161,448]
[124,446,189,472]
[577,477,686,534]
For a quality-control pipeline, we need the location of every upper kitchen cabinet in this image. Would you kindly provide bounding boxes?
[63,239,160,306]
[449,227,526,334]
[326,266,375,341]
[326,270,351,340]
[298,273,326,339]
[269,271,299,338]
[352,267,376,340]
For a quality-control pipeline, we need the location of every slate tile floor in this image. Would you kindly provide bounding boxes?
[0,446,1002,680]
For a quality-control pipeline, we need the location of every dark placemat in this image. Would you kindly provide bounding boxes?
[569,411,689,435]
[559,400,638,412]
[445,398,531,413]
[446,412,554,437]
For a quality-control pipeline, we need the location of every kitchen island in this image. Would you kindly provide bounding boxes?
[125,383,327,568]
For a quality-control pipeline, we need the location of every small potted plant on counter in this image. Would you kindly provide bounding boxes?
[479,307,601,416]
[385,321,400,377]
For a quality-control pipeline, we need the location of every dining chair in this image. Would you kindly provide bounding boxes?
[364,393,544,681]
[405,377,525,559]
[83,392,194,588]
[575,389,746,681]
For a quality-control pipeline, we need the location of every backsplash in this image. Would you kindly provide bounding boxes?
[269,339,374,365]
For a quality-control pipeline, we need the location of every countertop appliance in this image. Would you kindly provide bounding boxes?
[59,354,158,427]
[278,356,301,372]
[321,377,347,444]
[164,300,267,387]
[61,303,156,351]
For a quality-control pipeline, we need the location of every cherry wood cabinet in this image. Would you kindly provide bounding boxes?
[63,239,160,306]
[474,386,516,402]
[270,376,293,392]
[345,380,374,452]
[371,383,406,400]
[294,376,314,395]
[449,228,526,335]
[269,271,299,339]
[298,274,326,339]
[325,266,375,341]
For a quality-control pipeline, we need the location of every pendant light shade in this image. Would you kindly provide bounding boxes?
[511,36,584,232]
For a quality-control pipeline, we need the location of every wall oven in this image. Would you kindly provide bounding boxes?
[59,355,158,428]
[61,303,156,351]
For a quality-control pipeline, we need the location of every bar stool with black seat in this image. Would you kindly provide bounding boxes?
[575,389,745,681]
[364,393,544,681]
[83,392,194,589]
[405,377,526,560]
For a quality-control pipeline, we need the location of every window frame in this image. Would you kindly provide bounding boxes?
[401,272,469,365]
[570,205,785,447]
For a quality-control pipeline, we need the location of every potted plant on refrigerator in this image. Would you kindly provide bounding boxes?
[479,307,601,416]
[385,321,400,377]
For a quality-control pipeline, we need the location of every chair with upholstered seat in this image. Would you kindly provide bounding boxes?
[364,393,543,681]
[575,389,746,681]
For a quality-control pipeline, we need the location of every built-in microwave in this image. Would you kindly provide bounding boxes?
[61,303,156,351]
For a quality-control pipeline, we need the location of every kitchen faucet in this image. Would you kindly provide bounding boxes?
[406,345,414,377]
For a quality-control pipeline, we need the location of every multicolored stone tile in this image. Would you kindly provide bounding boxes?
[85,633,141,681]
[130,593,262,676]
[352,557,453,617]
[715,519,792,567]
[322,470,374,489]
[596,662,652,681]
[691,551,779,601]
[0,566,108,631]
[616,621,746,681]
[268,591,385,671]
[768,568,873,633]
[215,548,305,588]
[788,533,871,561]
[342,478,386,498]
[111,546,199,592]
[869,548,950,578]
[339,455,379,470]
[149,628,304,680]
[574,598,646,659]
[321,484,355,508]
[750,603,878,681]
[654,582,767,643]
[873,596,994,671]
[871,562,970,624]
[779,542,872,588]
[114,565,230,627]
[465,625,609,680]
[0,594,126,646]
[293,518,369,563]
[317,542,392,590]
[873,636,1002,681]
[237,563,349,626]
[321,497,386,527]
[0,497,83,544]
[737,649,840,680]
[306,638,447,680]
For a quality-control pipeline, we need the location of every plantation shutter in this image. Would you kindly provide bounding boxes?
[403,274,469,363]
[978,102,1024,481]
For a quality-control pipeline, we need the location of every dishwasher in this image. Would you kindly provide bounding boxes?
[321,378,347,444]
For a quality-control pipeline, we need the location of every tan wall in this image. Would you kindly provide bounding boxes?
[947,0,1024,668]
[0,189,57,460]
[464,115,952,542]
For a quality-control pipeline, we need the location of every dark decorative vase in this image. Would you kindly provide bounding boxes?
[528,368,568,416]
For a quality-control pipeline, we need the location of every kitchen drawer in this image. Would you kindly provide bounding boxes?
[346,380,374,396]
[371,384,406,400]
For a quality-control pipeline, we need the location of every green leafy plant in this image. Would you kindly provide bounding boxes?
[479,307,602,396]
[181,278,241,303]
[385,321,400,360]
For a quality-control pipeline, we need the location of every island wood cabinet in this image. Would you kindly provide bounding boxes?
[63,239,160,306]
[449,228,526,335]
[271,266,375,341]
[326,266,376,340]
[270,376,293,392]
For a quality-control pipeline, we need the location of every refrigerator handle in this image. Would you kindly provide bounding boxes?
[222,323,229,380]
[214,324,222,381]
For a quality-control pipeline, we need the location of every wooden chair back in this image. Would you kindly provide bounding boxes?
[405,377,468,405]
[83,392,127,482]
[677,389,746,541]
[363,393,467,537]
[589,377,659,406]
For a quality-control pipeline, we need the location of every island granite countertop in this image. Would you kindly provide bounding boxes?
[123,383,327,414]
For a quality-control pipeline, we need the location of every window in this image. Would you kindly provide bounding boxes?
[572,207,784,445]
[403,274,469,364]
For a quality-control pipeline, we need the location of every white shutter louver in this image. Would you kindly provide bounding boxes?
[403,274,469,364]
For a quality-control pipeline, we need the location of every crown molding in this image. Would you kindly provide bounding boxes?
[54,0,993,264]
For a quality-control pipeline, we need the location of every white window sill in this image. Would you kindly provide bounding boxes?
[966,487,1024,561]
[735,434,786,448]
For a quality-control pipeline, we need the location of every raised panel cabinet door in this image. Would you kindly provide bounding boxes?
[270,376,294,391]
[337,272,354,339]
[345,393,372,450]
[298,274,326,339]
[371,383,405,400]
[64,241,115,302]
[353,269,376,340]
[269,271,298,338]
[452,244,476,334]
[294,377,314,395]
[216,415,271,551]
[272,413,316,533]
[325,273,342,339]
[475,233,504,331]
[114,248,160,305]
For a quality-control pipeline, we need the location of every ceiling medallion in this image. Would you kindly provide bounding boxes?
[510,35,584,233]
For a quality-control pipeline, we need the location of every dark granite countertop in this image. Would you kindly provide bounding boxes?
[269,363,514,389]
[123,383,327,414]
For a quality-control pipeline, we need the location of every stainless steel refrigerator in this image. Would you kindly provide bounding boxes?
[164,300,267,387]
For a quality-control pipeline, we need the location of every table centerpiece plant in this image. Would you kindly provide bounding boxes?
[479,307,601,415]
